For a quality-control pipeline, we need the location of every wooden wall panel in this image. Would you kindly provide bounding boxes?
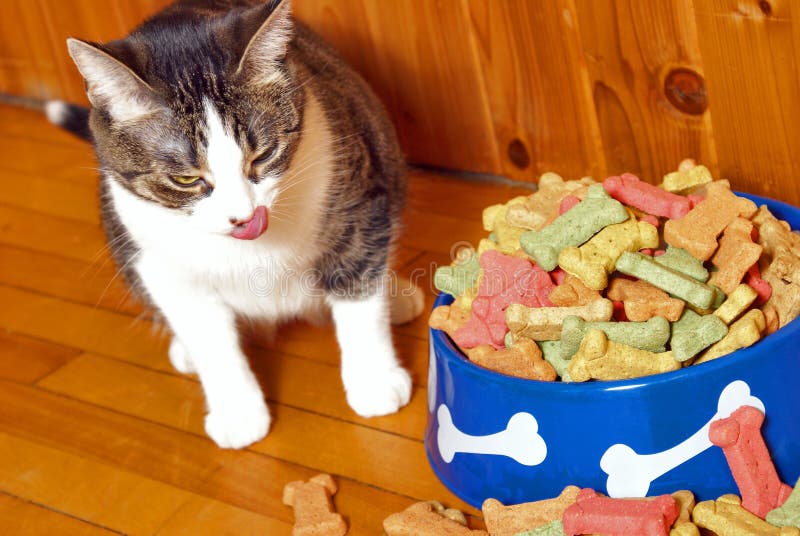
[1,0,799,202]
[694,0,800,205]
[575,0,717,183]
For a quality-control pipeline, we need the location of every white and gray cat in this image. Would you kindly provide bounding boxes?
[47,0,422,448]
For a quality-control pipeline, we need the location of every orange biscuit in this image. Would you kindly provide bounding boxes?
[482,486,580,536]
[282,474,347,536]
[548,274,603,307]
[467,339,557,381]
[606,278,685,322]
[710,218,763,295]
[384,501,489,535]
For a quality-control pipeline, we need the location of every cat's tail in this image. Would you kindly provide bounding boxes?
[0,93,91,142]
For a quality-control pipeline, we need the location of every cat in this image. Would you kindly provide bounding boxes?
[47,0,423,448]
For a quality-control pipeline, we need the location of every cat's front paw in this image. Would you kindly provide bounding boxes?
[344,365,412,417]
[168,337,196,374]
[205,396,271,449]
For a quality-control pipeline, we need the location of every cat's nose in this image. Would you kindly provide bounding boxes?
[230,206,269,240]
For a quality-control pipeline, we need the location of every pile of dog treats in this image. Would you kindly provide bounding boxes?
[430,160,800,381]
[284,405,800,535]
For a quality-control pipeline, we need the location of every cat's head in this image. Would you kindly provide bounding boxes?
[68,0,301,239]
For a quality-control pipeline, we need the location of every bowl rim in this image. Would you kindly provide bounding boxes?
[429,191,800,393]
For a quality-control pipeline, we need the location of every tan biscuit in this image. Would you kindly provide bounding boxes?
[710,218,763,295]
[282,474,347,536]
[483,198,530,255]
[467,339,557,381]
[482,486,580,536]
[669,521,701,536]
[692,494,800,536]
[664,181,758,261]
[672,490,696,524]
[606,278,685,322]
[548,274,603,307]
[695,309,765,364]
[568,330,680,382]
[429,305,471,341]
[383,501,489,535]
[661,162,713,195]
[506,173,596,230]
[426,501,468,526]
[505,299,613,341]
[714,284,758,325]
[753,206,800,329]
[558,217,659,290]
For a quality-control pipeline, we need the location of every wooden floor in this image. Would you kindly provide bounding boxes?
[0,104,533,535]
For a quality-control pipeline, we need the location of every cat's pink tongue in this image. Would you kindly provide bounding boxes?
[230,206,268,240]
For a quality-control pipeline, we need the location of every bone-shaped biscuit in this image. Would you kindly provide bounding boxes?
[548,274,602,307]
[714,284,758,325]
[753,207,800,329]
[563,488,679,536]
[670,521,700,536]
[710,218,764,295]
[436,404,546,466]
[383,501,488,535]
[709,406,793,518]
[282,474,347,536]
[693,495,800,536]
[520,184,629,271]
[654,246,709,282]
[568,330,680,382]
[559,315,670,360]
[600,380,764,498]
[514,520,566,535]
[604,173,693,219]
[505,299,613,341]
[607,278,685,322]
[767,476,800,528]
[670,310,728,362]
[506,173,595,230]
[558,216,659,290]
[695,309,765,364]
[482,486,579,536]
[672,490,696,524]
[661,163,712,195]
[434,252,481,298]
[483,198,530,255]
[467,338,556,381]
[664,181,758,261]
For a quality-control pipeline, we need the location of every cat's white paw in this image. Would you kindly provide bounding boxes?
[168,337,196,374]
[390,278,425,325]
[344,365,412,417]
[205,396,271,449]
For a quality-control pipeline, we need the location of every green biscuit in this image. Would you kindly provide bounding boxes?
[433,253,480,298]
[488,231,498,243]
[654,246,709,282]
[670,309,728,362]
[537,340,572,382]
[514,520,565,536]
[766,476,800,528]
[504,331,514,348]
[559,315,670,360]
[520,184,628,271]
[615,251,726,310]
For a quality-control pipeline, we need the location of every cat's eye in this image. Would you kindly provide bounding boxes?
[253,145,277,166]
[171,175,202,186]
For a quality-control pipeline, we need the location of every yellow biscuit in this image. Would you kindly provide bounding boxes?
[661,163,713,195]
[692,494,800,536]
[695,309,765,364]
[568,330,680,382]
[714,284,758,325]
[506,173,596,230]
[505,299,613,341]
[672,490,696,524]
[670,522,700,536]
[482,199,529,255]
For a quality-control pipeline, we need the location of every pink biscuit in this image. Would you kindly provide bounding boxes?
[563,489,678,536]
[640,214,660,228]
[745,264,772,306]
[453,250,553,349]
[709,406,792,518]
[604,173,692,219]
[559,195,581,215]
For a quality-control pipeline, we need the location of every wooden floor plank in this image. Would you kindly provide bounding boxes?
[0,135,97,184]
[0,432,192,535]
[0,168,99,224]
[155,496,293,536]
[0,493,119,536]
[0,330,79,384]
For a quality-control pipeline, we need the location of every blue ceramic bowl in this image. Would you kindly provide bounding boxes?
[425,193,800,508]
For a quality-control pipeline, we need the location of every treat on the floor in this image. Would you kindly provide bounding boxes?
[767,477,800,529]
[506,173,595,231]
[468,339,556,381]
[696,309,766,364]
[709,406,792,518]
[604,173,692,219]
[710,218,764,295]
[435,251,481,298]
[664,181,758,261]
[482,485,579,536]
[505,299,613,341]
[568,330,680,382]
[562,488,679,536]
[520,184,629,271]
[606,278,685,322]
[559,315,670,359]
[547,274,602,307]
[282,473,347,536]
[383,501,488,535]
[715,284,759,325]
[670,310,728,362]
[558,215,659,290]
[661,162,713,195]
[615,251,724,310]
[692,494,800,536]
[454,250,553,349]
[653,246,710,282]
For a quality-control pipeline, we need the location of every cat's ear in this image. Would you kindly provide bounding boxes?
[67,38,162,122]
[236,0,293,81]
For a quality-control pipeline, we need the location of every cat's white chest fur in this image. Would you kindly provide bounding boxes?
[107,92,334,323]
